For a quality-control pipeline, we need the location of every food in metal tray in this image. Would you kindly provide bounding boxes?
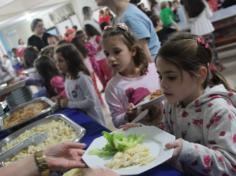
[3,101,49,128]
[2,119,77,165]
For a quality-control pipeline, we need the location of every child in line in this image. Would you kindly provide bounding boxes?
[34,56,65,98]
[2,55,16,78]
[23,46,39,69]
[150,15,177,45]
[40,45,55,61]
[71,36,104,105]
[76,30,102,89]
[160,2,176,28]
[54,44,105,126]
[125,32,236,175]
[85,24,112,91]
[103,24,161,128]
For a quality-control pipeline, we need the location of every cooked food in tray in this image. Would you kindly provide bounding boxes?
[2,119,77,165]
[3,101,49,128]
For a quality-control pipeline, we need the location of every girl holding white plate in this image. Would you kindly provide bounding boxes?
[103,24,161,128]
[124,32,236,176]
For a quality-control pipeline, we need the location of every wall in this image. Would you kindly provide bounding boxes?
[0,13,55,51]
[1,20,31,50]
[0,0,98,51]
[70,0,151,25]
[70,0,98,25]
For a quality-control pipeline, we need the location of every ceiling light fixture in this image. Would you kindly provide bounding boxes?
[24,12,32,21]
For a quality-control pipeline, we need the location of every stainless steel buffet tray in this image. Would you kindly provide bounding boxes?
[0,114,86,166]
[0,97,56,132]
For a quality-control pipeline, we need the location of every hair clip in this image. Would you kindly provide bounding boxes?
[104,25,113,31]
[104,23,129,31]
[116,23,129,31]
[197,36,209,49]
[208,63,217,73]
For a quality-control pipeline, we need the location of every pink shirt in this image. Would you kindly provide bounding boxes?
[89,35,106,61]
[83,57,94,74]
[50,76,66,97]
[105,63,160,127]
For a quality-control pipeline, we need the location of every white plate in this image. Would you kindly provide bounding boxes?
[135,95,165,109]
[82,126,175,175]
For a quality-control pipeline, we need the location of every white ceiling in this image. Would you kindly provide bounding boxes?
[0,0,70,27]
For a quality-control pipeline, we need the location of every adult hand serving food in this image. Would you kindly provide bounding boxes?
[0,142,86,176]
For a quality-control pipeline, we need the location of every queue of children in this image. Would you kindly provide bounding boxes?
[8,1,235,175]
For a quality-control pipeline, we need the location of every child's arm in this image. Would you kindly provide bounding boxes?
[67,74,97,109]
[178,105,236,175]
[105,85,128,128]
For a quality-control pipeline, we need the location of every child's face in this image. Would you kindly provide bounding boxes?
[55,53,68,74]
[47,36,58,46]
[103,36,136,74]
[156,58,203,105]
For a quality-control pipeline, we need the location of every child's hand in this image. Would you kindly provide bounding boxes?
[59,98,68,108]
[125,103,138,122]
[165,138,183,159]
[51,96,59,102]
[120,123,142,130]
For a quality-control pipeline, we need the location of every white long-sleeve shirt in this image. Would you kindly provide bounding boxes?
[65,72,105,126]
[2,59,15,77]
[189,0,214,35]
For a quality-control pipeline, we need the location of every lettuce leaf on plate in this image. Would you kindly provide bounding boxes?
[89,131,144,158]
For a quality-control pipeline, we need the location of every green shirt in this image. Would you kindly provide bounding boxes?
[160,8,174,27]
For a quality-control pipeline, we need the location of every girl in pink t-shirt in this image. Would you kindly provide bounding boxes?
[103,24,161,128]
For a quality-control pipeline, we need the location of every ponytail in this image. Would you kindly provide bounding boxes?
[158,32,233,91]
[208,63,234,91]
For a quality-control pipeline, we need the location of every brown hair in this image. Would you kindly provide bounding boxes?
[102,26,149,76]
[55,44,90,78]
[183,0,205,18]
[157,32,232,90]
[150,15,161,28]
[40,45,55,60]
[160,2,169,9]
[34,55,60,97]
